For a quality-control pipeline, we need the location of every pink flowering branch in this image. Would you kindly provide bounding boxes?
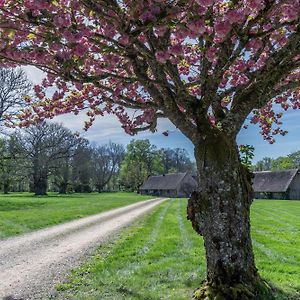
[0,0,299,141]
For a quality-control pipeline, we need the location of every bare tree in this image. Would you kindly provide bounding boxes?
[18,122,82,195]
[0,68,32,124]
[91,142,124,193]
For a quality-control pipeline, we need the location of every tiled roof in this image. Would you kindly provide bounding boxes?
[253,169,298,192]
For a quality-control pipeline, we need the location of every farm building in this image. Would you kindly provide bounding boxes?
[253,169,300,200]
[139,172,198,198]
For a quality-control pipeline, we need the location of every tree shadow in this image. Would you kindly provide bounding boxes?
[3,296,24,300]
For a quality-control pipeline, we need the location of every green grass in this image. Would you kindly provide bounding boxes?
[56,199,300,300]
[0,192,153,238]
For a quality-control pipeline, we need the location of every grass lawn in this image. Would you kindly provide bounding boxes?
[0,192,153,239]
[56,199,300,300]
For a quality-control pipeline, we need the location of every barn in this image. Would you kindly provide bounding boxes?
[253,169,300,200]
[139,172,198,198]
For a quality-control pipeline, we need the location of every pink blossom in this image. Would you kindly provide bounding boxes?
[154,26,167,37]
[155,51,170,64]
[226,9,245,24]
[214,21,231,40]
[187,19,206,35]
[168,44,183,56]
[53,14,72,28]
[195,0,214,7]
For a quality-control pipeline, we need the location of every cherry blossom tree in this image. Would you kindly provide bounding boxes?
[1,1,300,298]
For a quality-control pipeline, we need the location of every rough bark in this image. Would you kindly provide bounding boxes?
[187,133,267,299]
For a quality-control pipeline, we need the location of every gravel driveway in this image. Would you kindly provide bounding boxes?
[0,198,167,300]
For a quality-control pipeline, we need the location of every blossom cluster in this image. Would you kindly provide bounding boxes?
[0,0,299,140]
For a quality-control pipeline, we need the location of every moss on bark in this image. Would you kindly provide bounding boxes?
[193,276,273,300]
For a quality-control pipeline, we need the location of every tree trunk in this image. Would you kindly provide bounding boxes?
[58,182,68,194]
[34,177,47,196]
[187,133,266,299]
[96,184,103,193]
[3,181,9,194]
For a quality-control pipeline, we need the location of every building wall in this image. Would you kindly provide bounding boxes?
[254,192,288,200]
[140,189,177,197]
[288,173,300,200]
[254,192,270,199]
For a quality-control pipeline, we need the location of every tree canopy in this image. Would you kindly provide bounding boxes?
[0,1,299,142]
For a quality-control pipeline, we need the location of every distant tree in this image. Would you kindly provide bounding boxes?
[254,157,274,171]
[254,151,300,171]
[160,148,194,174]
[91,142,124,193]
[0,135,25,193]
[120,140,163,191]
[18,122,82,195]
[287,151,300,169]
[271,156,293,171]
[71,143,93,193]
[0,68,32,125]
[52,156,73,194]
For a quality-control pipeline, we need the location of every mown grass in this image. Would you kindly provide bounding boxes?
[0,192,153,238]
[56,199,300,300]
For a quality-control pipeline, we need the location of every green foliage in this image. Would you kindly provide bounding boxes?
[119,139,164,191]
[0,135,27,193]
[271,157,293,171]
[239,144,255,169]
[56,199,300,300]
[0,192,152,238]
[254,150,300,171]
[254,157,273,171]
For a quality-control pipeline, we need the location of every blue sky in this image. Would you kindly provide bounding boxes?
[24,67,300,163]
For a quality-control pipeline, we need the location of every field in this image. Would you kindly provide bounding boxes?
[56,199,300,300]
[0,192,152,238]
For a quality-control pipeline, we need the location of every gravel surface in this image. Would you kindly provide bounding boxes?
[0,198,167,300]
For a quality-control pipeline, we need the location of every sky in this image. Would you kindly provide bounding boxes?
[24,66,300,163]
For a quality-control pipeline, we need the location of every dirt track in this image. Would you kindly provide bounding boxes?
[0,198,167,300]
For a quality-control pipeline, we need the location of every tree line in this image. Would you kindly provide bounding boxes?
[253,151,300,171]
[0,123,195,195]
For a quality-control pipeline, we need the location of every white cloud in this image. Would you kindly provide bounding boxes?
[23,66,45,84]
[53,111,176,145]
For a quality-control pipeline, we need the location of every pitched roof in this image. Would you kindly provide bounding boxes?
[253,169,298,193]
[140,172,189,190]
